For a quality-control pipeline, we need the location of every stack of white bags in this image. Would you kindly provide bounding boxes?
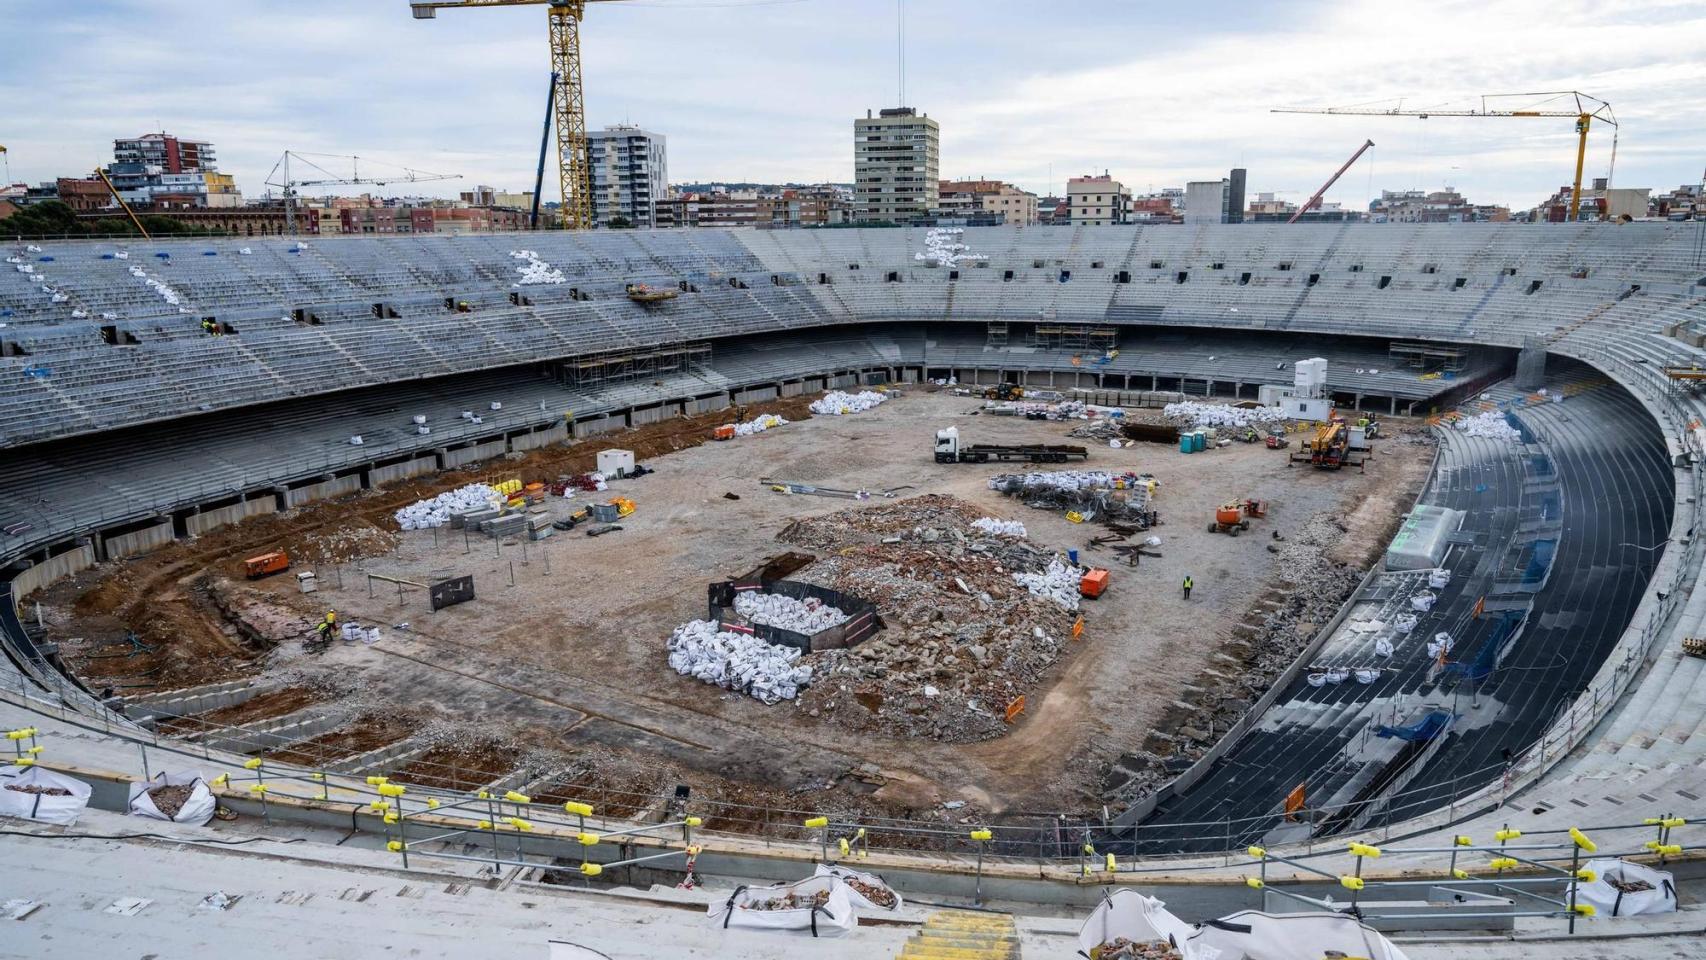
[971,517,1028,538]
[394,482,499,529]
[734,413,788,437]
[510,249,566,286]
[129,265,184,308]
[810,390,888,415]
[733,591,850,634]
[1014,557,1082,611]
[1455,410,1523,442]
[1162,401,1287,429]
[667,620,813,704]
[989,469,1122,494]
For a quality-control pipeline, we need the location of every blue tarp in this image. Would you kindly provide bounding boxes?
[1376,710,1453,742]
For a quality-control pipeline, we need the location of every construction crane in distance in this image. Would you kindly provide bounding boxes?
[92,167,151,240]
[410,0,629,230]
[1289,139,1374,225]
[1272,92,1616,222]
[263,150,460,234]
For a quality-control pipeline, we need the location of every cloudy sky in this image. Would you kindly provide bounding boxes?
[3,0,1704,211]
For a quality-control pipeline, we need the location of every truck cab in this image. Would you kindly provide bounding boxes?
[934,427,961,463]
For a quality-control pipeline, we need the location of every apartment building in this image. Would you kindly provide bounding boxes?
[855,107,940,224]
[586,124,668,228]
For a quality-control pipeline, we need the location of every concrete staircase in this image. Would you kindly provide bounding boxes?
[898,910,1019,960]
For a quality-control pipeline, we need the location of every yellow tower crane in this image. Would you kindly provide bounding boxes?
[410,0,626,230]
[1272,92,1616,222]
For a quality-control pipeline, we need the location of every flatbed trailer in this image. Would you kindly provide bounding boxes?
[933,427,1088,464]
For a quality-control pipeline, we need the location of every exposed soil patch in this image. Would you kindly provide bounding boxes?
[263,714,415,768]
[391,743,522,792]
[155,685,320,735]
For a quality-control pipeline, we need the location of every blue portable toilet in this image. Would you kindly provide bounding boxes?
[1180,433,1193,454]
[1068,549,1079,566]
[1193,431,1208,452]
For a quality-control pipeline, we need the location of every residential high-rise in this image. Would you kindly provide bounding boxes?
[585,124,668,228]
[854,107,939,224]
[106,132,220,208]
[1067,174,1131,226]
[939,179,1037,225]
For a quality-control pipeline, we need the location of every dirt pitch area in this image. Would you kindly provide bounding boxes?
[38,390,1434,823]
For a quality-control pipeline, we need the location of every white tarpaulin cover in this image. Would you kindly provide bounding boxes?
[810,390,888,416]
[813,863,903,912]
[708,876,857,937]
[0,765,92,825]
[1076,890,1200,959]
[1386,505,1466,571]
[1570,858,1677,917]
[1187,911,1410,960]
[128,770,218,825]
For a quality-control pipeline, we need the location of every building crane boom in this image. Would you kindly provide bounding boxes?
[1289,139,1374,225]
[264,150,460,234]
[409,0,628,230]
[1272,92,1616,222]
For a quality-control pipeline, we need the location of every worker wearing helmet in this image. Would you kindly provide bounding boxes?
[313,610,337,646]
[1182,575,1193,601]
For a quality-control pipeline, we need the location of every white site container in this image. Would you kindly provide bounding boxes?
[597,449,635,478]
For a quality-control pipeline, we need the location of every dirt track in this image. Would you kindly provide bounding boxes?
[38,391,1434,821]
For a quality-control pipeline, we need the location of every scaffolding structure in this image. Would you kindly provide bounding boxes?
[1027,323,1119,352]
[1390,340,1469,373]
[558,341,711,388]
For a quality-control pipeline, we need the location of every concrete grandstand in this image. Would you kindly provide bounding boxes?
[4,222,1706,952]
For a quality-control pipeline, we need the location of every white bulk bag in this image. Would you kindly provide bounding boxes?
[814,863,903,912]
[128,770,217,825]
[0,765,92,825]
[1570,858,1676,917]
[708,875,857,937]
[1077,890,1201,960]
[1188,911,1410,960]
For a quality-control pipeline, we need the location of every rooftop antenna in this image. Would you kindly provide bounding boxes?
[897,0,906,107]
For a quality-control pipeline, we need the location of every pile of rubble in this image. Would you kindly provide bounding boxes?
[666,620,813,704]
[291,524,399,564]
[1453,410,1523,443]
[1161,401,1286,429]
[988,470,1158,529]
[777,496,1077,741]
[809,390,888,416]
[733,591,849,633]
[971,517,1027,538]
[1102,512,1362,803]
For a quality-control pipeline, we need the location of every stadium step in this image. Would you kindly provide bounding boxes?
[897,910,1019,960]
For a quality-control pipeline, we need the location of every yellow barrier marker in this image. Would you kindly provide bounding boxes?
[838,838,850,857]
[1494,828,1521,842]
[476,820,493,830]
[564,801,594,817]
[506,817,533,832]
[243,758,263,770]
[580,863,602,877]
[504,791,531,804]
[476,790,492,800]
[1653,844,1683,856]
[855,827,866,839]
[1105,853,1117,873]
[1339,876,1364,891]
[6,728,38,740]
[1570,827,1597,853]
[1348,842,1381,859]
[803,816,829,829]
[13,758,33,767]
[365,776,389,786]
[386,841,403,853]
[1576,869,1596,883]
[426,798,440,809]
[249,784,268,794]
[1082,843,1095,856]
[684,815,702,827]
[1245,877,1264,889]
[1488,857,1518,870]
[1455,835,1473,846]
[1572,904,1596,917]
[1247,845,1266,859]
[309,773,324,782]
[25,746,42,755]
[383,814,398,825]
[369,801,390,812]
[969,829,993,842]
[577,832,600,846]
[209,773,229,788]
[1451,868,1470,880]
[378,783,406,798]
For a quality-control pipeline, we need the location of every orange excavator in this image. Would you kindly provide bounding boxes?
[1209,499,1266,536]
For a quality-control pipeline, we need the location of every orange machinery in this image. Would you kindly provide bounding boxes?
[244,551,291,580]
[713,424,736,441]
[1079,567,1110,599]
[1209,499,1266,536]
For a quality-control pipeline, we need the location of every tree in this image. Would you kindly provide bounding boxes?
[0,199,216,239]
[605,215,633,229]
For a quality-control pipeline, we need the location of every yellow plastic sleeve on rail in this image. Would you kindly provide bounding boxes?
[1494,828,1521,842]
[309,773,324,782]
[365,776,389,786]
[1339,876,1364,891]
[855,827,867,839]
[369,801,390,812]
[477,820,493,830]
[1488,857,1518,870]
[1570,827,1597,853]
[1655,844,1683,856]
[1664,818,1687,828]
[378,783,406,798]
[210,773,229,787]
[506,817,533,832]
[686,844,703,856]
[476,790,491,800]
[1455,835,1473,846]
[504,791,531,804]
[803,816,829,829]
[580,862,602,877]
[1348,842,1381,859]
[426,798,440,810]
[383,814,398,825]
[1576,869,1597,883]
[839,838,850,857]
[1572,903,1596,917]
[6,727,38,740]
[563,801,594,817]
[25,746,41,755]
[577,832,600,846]
[1082,843,1096,855]
[1082,864,1093,877]
[249,784,268,794]
[684,816,702,827]
[1106,853,1117,873]
[243,758,263,770]
[1247,845,1266,860]
[1245,877,1264,889]
[1452,868,1470,880]
[12,758,33,766]
[969,829,993,842]
[387,841,403,853]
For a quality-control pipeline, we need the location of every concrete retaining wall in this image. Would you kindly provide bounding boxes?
[369,455,437,488]
[185,496,278,537]
[442,439,506,469]
[629,402,684,426]
[129,680,269,723]
[734,385,778,404]
[688,395,729,415]
[103,520,174,561]
[509,423,569,452]
[829,373,858,389]
[197,710,342,755]
[572,415,621,439]
[10,542,98,599]
[284,475,361,509]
